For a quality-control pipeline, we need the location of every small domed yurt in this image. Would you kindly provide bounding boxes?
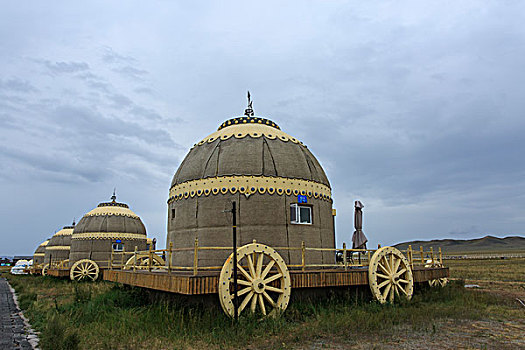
[167,98,335,268]
[44,222,75,268]
[68,193,149,280]
[32,240,49,267]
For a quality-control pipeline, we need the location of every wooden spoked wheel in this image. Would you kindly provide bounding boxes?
[369,247,414,303]
[41,263,49,276]
[219,243,291,318]
[425,261,448,287]
[123,254,165,270]
[70,259,99,281]
[58,259,69,269]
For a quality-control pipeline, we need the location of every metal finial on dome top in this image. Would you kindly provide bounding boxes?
[111,188,117,202]
[72,218,76,226]
[244,91,254,117]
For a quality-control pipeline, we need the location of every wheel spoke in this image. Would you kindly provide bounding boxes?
[239,291,254,313]
[378,262,390,275]
[389,254,394,276]
[264,273,282,284]
[262,291,276,307]
[250,291,258,312]
[382,256,391,273]
[247,254,256,278]
[236,279,252,286]
[376,273,390,280]
[381,283,392,300]
[260,260,275,279]
[377,279,390,289]
[397,278,409,284]
[256,252,264,277]
[389,283,395,302]
[398,285,409,296]
[237,264,253,281]
[392,258,401,275]
[265,285,284,294]
[394,284,400,298]
[237,287,252,297]
[258,294,267,315]
[394,268,407,278]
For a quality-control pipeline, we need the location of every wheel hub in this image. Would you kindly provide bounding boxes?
[252,278,265,293]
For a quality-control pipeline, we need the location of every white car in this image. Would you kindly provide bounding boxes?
[10,259,32,275]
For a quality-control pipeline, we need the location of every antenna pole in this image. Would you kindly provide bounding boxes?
[232,201,239,321]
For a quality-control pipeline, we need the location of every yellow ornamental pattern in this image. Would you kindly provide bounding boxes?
[168,175,332,203]
[194,124,304,148]
[45,246,71,250]
[71,232,147,240]
[83,206,140,220]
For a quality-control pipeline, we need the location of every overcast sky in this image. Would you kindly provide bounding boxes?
[1,1,524,255]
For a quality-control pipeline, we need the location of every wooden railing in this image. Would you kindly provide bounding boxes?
[109,240,445,276]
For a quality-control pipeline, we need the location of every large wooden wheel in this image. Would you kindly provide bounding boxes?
[425,261,448,287]
[219,243,291,318]
[41,263,49,276]
[70,259,99,281]
[369,247,414,303]
[123,254,165,269]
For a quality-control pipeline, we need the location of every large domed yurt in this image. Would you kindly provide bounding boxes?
[32,239,49,267]
[68,193,149,280]
[44,222,75,267]
[167,97,335,268]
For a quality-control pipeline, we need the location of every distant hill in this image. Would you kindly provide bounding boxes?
[394,235,525,253]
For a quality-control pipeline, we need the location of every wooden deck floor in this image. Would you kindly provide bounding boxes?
[46,268,70,278]
[103,267,449,295]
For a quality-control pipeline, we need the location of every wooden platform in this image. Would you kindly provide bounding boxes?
[103,267,449,295]
[47,268,70,278]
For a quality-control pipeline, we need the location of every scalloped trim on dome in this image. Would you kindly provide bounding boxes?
[45,246,70,251]
[98,201,129,208]
[194,123,304,148]
[218,117,280,130]
[54,228,74,236]
[71,232,147,240]
[33,253,45,257]
[168,175,332,203]
[83,205,140,219]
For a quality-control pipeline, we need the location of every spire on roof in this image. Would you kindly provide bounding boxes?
[111,188,117,203]
[244,91,254,117]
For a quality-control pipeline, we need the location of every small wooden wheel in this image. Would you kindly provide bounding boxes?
[70,259,99,281]
[41,263,49,276]
[369,247,414,303]
[425,261,448,287]
[219,243,291,318]
[58,259,69,269]
[123,254,165,269]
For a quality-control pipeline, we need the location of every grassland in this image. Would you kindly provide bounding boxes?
[1,258,524,349]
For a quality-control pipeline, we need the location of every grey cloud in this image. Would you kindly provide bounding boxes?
[101,47,137,65]
[40,60,90,74]
[0,78,38,93]
[112,66,148,80]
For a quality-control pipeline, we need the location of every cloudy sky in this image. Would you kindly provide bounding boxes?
[1,1,524,255]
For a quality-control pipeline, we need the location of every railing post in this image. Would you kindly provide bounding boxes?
[301,241,306,272]
[193,238,199,276]
[133,246,137,272]
[378,244,381,249]
[148,244,153,272]
[121,246,125,269]
[408,245,413,269]
[168,242,173,274]
[420,246,424,264]
[430,247,434,265]
[439,247,443,265]
[343,242,347,271]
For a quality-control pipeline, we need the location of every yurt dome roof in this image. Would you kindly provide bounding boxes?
[73,193,146,236]
[171,115,330,190]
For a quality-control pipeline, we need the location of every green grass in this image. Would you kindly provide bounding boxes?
[4,272,519,350]
[447,258,525,282]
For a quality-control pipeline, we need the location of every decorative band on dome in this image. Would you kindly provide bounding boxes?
[62,225,75,229]
[98,202,129,208]
[168,175,332,204]
[218,117,280,131]
[71,232,147,240]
